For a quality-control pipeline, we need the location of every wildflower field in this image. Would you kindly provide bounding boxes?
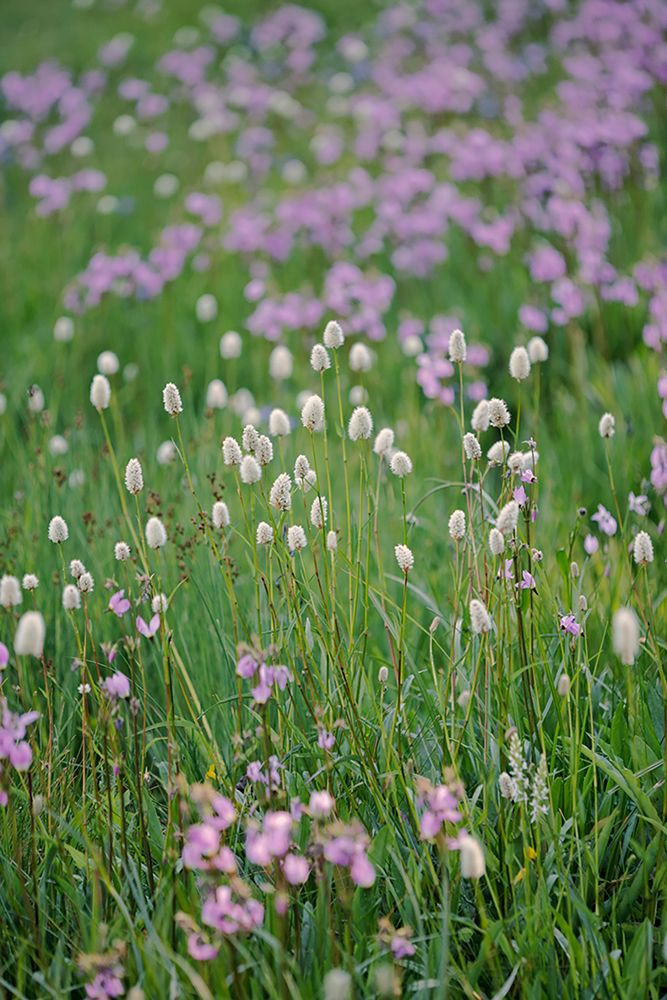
[1,0,666,997]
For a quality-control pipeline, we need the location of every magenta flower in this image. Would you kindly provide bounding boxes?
[560,614,581,637]
[108,590,130,617]
[519,570,536,590]
[628,492,650,516]
[103,671,130,699]
[187,934,219,962]
[136,613,160,638]
[419,784,462,840]
[201,884,264,936]
[236,653,259,678]
[282,853,310,885]
[391,936,416,960]
[513,485,528,507]
[591,504,617,536]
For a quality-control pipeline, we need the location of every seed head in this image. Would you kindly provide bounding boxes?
[90,374,111,410]
[448,328,467,364]
[509,346,531,381]
[14,611,45,657]
[48,516,69,544]
[162,382,183,416]
[323,320,344,349]
[212,501,230,529]
[348,406,373,441]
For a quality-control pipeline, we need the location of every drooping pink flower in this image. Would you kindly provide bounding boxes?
[108,590,131,617]
[136,613,160,638]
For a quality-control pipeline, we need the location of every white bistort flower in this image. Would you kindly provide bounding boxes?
[157,440,177,465]
[146,516,167,549]
[509,346,531,381]
[195,293,218,322]
[212,501,230,529]
[310,496,328,529]
[90,374,111,410]
[114,542,131,561]
[255,435,273,466]
[496,500,519,536]
[301,394,325,432]
[22,574,39,591]
[256,521,274,545]
[349,342,372,372]
[163,382,183,416]
[294,455,316,491]
[633,530,653,565]
[326,530,338,551]
[78,572,94,593]
[323,320,344,349]
[242,424,258,452]
[62,584,81,611]
[390,451,412,477]
[152,593,168,613]
[470,598,492,634]
[48,516,69,544]
[448,328,467,364]
[459,835,485,879]
[463,432,481,460]
[69,559,85,579]
[288,525,307,551]
[269,345,293,381]
[97,350,119,375]
[14,611,45,657]
[488,397,510,428]
[489,527,505,556]
[471,399,489,433]
[373,427,394,457]
[487,440,510,465]
[598,412,615,439]
[270,473,292,512]
[448,510,466,541]
[612,607,640,664]
[124,458,144,495]
[394,544,414,573]
[527,336,548,363]
[310,344,331,373]
[54,316,74,342]
[240,455,261,484]
[269,408,290,437]
[220,331,242,359]
[206,379,228,409]
[0,575,22,608]
[348,406,373,441]
[222,436,242,467]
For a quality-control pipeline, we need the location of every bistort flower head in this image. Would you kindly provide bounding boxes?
[301,395,325,432]
[124,458,144,495]
[470,599,492,634]
[48,516,69,544]
[394,544,414,573]
[390,451,412,477]
[598,412,615,439]
[323,320,344,349]
[163,382,183,416]
[612,607,640,665]
[509,346,531,381]
[212,501,230,529]
[348,406,373,441]
[146,516,167,549]
[632,530,653,565]
[14,611,45,658]
[90,374,111,410]
[448,328,467,363]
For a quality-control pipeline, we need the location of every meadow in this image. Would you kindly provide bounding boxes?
[0,0,666,997]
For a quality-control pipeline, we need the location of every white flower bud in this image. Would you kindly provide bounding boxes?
[612,607,640,665]
[212,501,230,529]
[348,406,373,441]
[163,382,183,416]
[598,412,615,439]
[206,379,228,409]
[124,457,144,495]
[222,436,242,466]
[14,611,45,657]
[527,336,548,363]
[633,530,653,565]
[146,516,167,549]
[448,509,466,541]
[90,374,111,410]
[62,584,81,611]
[509,346,531,381]
[288,525,307,551]
[48,516,69,544]
[310,344,331,373]
[301,394,325,432]
[448,328,467,364]
[394,544,414,573]
[390,451,412,477]
[323,320,344,349]
[269,408,290,437]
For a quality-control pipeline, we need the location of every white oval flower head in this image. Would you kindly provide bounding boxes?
[28,385,45,413]
[78,571,94,594]
[509,346,531,382]
[270,473,292,512]
[0,575,22,608]
[310,496,328,529]
[323,968,351,1000]
[390,451,412,477]
[146,516,167,549]
[459,835,485,879]
[633,530,653,565]
[255,435,273,466]
[448,328,467,364]
[527,336,549,363]
[269,345,293,381]
[97,350,119,375]
[124,457,144,495]
[323,320,344,349]
[212,500,230,529]
[48,435,68,456]
[69,559,85,579]
[195,293,218,323]
[496,500,519,536]
[287,524,307,552]
[448,509,466,541]
[62,584,81,611]
[157,440,177,465]
[301,394,325,432]
[90,374,111,410]
[206,379,228,409]
[14,611,45,657]
[373,427,394,457]
[394,543,414,573]
[310,343,331,373]
[488,397,511,428]
[489,527,505,556]
[240,454,261,485]
[242,424,259,453]
[48,516,69,544]
[507,451,524,475]
[256,521,274,545]
[470,598,492,634]
[54,316,74,342]
[471,399,490,433]
[269,408,291,437]
[499,772,515,799]
[463,432,481,460]
[163,382,183,416]
[487,440,510,465]
[598,412,615,439]
[326,530,338,552]
[114,541,131,561]
[612,606,640,665]
[348,406,373,441]
[349,342,372,372]
[22,574,39,591]
[222,436,242,467]
[220,330,242,359]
